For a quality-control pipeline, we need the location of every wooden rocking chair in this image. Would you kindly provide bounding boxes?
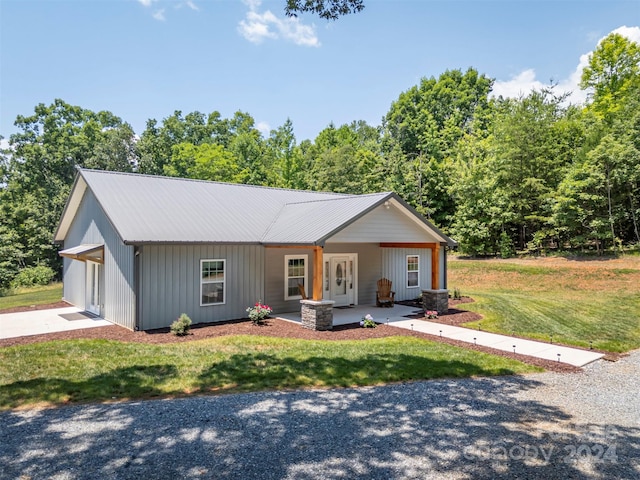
[298,283,308,300]
[376,278,395,307]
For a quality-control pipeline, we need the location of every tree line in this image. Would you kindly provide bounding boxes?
[1,32,638,289]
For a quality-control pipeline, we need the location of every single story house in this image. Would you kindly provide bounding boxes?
[54,168,456,331]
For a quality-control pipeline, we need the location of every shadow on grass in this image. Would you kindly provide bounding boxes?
[0,365,178,408]
[196,352,523,392]
[0,351,526,409]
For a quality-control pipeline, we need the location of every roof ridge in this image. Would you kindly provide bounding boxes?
[78,168,351,197]
[283,192,392,206]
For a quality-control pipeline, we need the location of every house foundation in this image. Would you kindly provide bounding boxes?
[422,289,449,315]
[300,299,335,331]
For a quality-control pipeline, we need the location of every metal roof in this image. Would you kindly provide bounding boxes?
[261,194,390,244]
[55,169,456,246]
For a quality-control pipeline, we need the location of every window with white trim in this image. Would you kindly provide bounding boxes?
[407,255,419,288]
[285,255,308,300]
[201,259,225,305]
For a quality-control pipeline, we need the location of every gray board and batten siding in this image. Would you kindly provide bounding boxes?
[61,188,136,330]
[138,244,264,330]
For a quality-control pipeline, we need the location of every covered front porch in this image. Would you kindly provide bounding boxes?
[277,303,423,327]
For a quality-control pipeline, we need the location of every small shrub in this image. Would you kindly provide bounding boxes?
[360,314,376,328]
[247,301,272,325]
[425,310,438,319]
[170,313,192,336]
[10,265,55,289]
[453,287,462,300]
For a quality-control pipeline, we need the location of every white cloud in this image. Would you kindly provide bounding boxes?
[0,138,11,151]
[152,9,166,21]
[139,0,200,21]
[256,121,271,136]
[238,0,320,47]
[492,25,640,105]
[491,69,545,99]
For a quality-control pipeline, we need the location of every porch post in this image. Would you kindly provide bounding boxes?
[424,243,448,314]
[312,246,323,300]
[431,243,440,290]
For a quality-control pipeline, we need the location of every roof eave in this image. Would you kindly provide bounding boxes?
[53,171,86,243]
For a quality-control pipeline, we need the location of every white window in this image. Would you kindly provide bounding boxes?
[285,255,308,300]
[201,259,225,305]
[407,255,419,288]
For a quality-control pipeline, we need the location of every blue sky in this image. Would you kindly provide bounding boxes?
[1,0,639,143]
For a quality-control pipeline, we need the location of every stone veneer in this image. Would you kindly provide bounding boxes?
[300,299,335,331]
[422,289,449,315]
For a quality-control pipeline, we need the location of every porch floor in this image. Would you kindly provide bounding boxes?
[276,304,422,326]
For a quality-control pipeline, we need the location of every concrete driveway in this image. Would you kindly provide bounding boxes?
[0,307,112,340]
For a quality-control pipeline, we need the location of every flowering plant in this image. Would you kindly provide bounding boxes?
[425,310,438,319]
[247,301,272,325]
[360,314,376,328]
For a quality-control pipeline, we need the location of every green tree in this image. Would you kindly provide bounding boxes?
[307,121,384,194]
[164,142,241,183]
[449,134,515,256]
[285,0,364,19]
[383,68,493,228]
[581,33,640,122]
[3,100,133,282]
[137,110,230,175]
[491,89,581,250]
[266,119,308,189]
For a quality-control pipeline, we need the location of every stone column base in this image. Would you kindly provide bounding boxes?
[300,300,335,331]
[422,289,449,315]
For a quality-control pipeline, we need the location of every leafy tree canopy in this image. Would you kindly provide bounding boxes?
[285,0,364,20]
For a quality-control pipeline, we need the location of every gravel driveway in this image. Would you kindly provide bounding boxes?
[1,351,638,479]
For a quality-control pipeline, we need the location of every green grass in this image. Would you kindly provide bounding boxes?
[449,258,640,353]
[0,335,540,410]
[0,283,63,311]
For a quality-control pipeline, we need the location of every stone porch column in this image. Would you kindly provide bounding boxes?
[300,299,335,331]
[422,289,449,315]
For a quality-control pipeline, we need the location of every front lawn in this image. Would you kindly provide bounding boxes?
[448,257,640,352]
[0,335,540,409]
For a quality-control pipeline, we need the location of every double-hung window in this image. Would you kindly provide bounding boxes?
[285,255,308,300]
[201,259,225,305]
[407,255,419,288]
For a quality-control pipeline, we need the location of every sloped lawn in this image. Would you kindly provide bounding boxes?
[0,283,63,312]
[448,257,640,352]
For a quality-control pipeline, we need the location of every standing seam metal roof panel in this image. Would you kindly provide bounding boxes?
[78,169,356,244]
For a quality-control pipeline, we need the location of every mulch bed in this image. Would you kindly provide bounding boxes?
[0,299,583,373]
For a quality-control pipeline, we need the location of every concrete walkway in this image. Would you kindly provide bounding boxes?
[0,307,112,340]
[278,304,604,368]
[387,318,604,368]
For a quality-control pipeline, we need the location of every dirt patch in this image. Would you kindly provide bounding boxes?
[0,300,580,373]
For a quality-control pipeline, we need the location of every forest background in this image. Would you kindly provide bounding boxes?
[0,32,638,290]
